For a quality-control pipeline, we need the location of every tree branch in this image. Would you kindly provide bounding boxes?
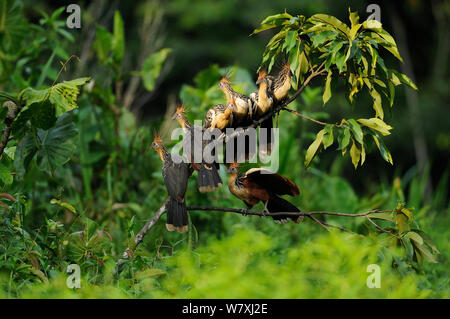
[115,198,394,274]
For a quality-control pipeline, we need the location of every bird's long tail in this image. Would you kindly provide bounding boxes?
[266,195,303,223]
[259,117,274,156]
[197,164,220,193]
[166,198,188,233]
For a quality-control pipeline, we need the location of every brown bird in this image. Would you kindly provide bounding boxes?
[203,102,237,131]
[151,134,190,233]
[227,163,303,223]
[218,75,254,127]
[271,63,292,103]
[250,69,275,155]
[173,105,222,193]
[250,69,274,118]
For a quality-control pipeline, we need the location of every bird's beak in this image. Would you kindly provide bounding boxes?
[256,78,262,85]
[171,113,177,120]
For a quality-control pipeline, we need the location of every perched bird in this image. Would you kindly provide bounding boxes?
[250,69,275,155]
[250,69,274,118]
[151,134,190,233]
[271,63,292,103]
[218,75,254,127]
[173,105,222,192]
[203,102,237,131]
[227,163,303,223]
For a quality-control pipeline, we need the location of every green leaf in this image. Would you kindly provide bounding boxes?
[93,25,113,64]
[413,242,438,263]
[141,48,172,92]
[260,13,292,25]
[404,231,423,246]
[389,70,418,90]
[362,21,403,62]
[310,14,350,38]
[16,114,78,173]
[369,213,394,222]
[350,139,361,168]
[283,30,298,52]
[396,212,410,234]
[29,99,56,130]
[49,78,90,116]
[372,134,393,165]
[368,87,384,119]
[347,119,363,144]
[322,125,334,149]
[305,129,326,168]
[323,70,332,104]
[357,118,392,136]
[310,30,337,47]
[50,198,77,214]
[112,11,125,64]
[338,128,351,152]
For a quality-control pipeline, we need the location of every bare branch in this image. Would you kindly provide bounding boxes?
[115,198,169,273]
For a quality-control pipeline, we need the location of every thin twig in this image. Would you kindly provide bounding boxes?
[115,198,169,273]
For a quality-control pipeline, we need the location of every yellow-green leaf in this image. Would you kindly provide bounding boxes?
[357,118,393,136]
[405,231,423,245]
[350,139,361,169]
[305,129,326,168]
[323,70,332,104]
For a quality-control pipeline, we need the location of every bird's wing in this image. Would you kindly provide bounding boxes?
[244,168,300,196]
[163,160,189,202]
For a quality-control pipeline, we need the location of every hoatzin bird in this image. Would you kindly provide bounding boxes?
[173,105,222,193]
[151,134,190,233]
[250,69,275,155]
[271,63,292,103]
[203,102,237,131]
[218,75,254,127]
[227,163,303,223]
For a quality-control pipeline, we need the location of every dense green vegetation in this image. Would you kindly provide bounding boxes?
[0,1,448,298]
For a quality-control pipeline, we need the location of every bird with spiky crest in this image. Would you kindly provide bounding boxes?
[203,102,238,131]
[271,63,292,103]
[151,133,190,233]
[172,105,222,193]
[227,163,303,223]
[218,74,254,127]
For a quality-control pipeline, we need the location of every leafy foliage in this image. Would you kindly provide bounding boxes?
[253,9,418,169]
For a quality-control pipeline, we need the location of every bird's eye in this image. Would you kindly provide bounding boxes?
[176,113,182,118]
[152,142,159,148]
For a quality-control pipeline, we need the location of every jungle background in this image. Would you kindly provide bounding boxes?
[0,0,448,298]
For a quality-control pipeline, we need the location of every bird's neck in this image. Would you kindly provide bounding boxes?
[177,116,192,130]
[157,146,171,163]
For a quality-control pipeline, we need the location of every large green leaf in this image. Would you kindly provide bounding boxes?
[15,114,78,173]
[141,48,172,91]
